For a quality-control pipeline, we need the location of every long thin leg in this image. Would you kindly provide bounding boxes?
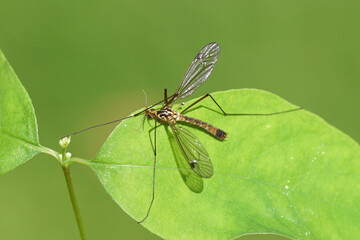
[138,120,157,224]
[138,90,150,131]
[180,93,302,116]
[61,94,175,139]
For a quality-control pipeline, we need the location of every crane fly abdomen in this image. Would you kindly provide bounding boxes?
[177,114,227,140]
[146,107,227,140]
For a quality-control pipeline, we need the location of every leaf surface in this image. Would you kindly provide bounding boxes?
[92,89,360,239]
[0,50,41,174]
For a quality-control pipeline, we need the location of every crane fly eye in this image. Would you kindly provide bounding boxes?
[150,108,155,111]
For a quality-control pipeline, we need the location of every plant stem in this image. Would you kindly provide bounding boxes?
[39,145,61,163]
[62,165,87,240]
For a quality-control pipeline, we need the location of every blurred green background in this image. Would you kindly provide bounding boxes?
[0,0,359,239]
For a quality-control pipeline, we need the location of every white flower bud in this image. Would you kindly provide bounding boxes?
[59,136,71,148]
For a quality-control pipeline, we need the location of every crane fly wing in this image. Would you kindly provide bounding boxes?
[173,42,220,102]
[169,124,213,178]
[166,127,204,193]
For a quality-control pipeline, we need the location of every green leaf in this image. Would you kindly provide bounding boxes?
[92,89,360,239]
[0,49,42,174]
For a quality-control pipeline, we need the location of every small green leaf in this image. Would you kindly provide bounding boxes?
[92,89,360,239]
[0,49,42,174]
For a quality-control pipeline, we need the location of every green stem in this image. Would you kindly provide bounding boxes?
[62,165,87,240]
[39,145,61,163]
[65,157,92,166]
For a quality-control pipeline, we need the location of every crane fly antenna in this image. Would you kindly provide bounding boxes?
[142,89,149,108]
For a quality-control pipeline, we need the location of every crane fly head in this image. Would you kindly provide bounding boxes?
[145,108,157,119]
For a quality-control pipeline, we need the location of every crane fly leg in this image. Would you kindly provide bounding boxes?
[138,120,157,224]
[180,93,302,116]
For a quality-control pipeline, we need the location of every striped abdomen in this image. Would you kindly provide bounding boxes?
[177,114,227,140]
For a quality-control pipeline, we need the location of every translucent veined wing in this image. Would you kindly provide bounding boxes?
[173,42,220,102]
[166,126,204,193]
[169,124,213,178]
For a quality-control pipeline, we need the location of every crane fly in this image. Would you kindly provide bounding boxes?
[145,43,223,177]
[62,42,302,224]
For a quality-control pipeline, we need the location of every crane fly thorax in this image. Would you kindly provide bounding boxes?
[146,107,179,124]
